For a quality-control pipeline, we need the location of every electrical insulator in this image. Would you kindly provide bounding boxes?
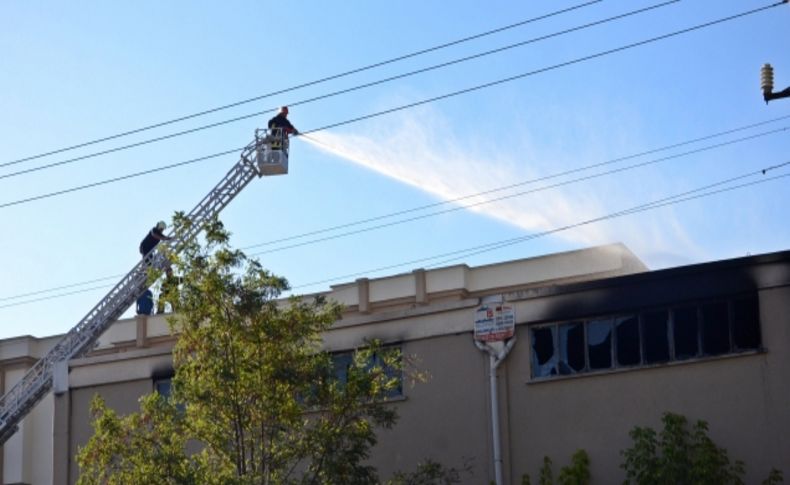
[761,63,774,93]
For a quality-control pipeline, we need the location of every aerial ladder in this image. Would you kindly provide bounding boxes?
[0,128,291,444]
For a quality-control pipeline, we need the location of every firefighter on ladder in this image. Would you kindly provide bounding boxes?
[267,106,299,153]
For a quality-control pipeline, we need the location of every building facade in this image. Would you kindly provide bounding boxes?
[1,243,788,484]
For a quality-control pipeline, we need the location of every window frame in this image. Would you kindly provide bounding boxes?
[528,292,762,381]
[330,344,405,400]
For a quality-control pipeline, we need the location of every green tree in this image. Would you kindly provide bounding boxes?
[388,458,472,485]
[521,451,591,485]
[538,456,554,485]
[77,218,404,484]
[77,393,202,485]
[620,412,783,485]
[557,450,591,485]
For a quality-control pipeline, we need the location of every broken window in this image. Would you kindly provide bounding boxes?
[616,315,640,366]
[558,322,585,374]
[673,306,699,360]
[732,295,760,350]
[529,292,760,381]
[701,301,731,356]
[642,310,670,364]
[587,319,613,370]
[531,326,557,377]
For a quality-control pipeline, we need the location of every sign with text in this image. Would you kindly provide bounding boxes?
[474,304,515,341]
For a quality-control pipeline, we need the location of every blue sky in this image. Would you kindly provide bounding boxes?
[1,0,788,339]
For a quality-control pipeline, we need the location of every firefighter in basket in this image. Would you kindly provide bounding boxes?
[267,106,299,152]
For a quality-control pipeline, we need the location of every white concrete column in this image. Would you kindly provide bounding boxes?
[357,278,370,314]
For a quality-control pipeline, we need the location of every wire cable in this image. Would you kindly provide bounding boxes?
[0,275,122,303]
[259,116,789,248]
[247,126,788,256]
[4,166,787,309]
[0,0,602,169]
[423,163,790,269]
[0,115,260,181]
[292,162,790,289]
[2,119,787,307]
[0,147,242,210]
[0,284,113,310]
[0,0,678,181]
[0,0,786,301]
[0,1,782,206]
[302,1,787,136]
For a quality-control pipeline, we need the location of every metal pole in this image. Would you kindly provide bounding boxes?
[489,353,504,485]
[476,338,516,485]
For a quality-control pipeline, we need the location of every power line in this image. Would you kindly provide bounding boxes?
[302,1,787,136]
[0,1,678,181]
[1,0,786,302]
[0,275,122,303]
[0,115,261,181]
[423,163,790,269]
[0,285,112,310]
[0,147,242,210]
[0,0,602,169]
[2,119,787,308]
[250,116,789,249]
[248,127,788,256]
[1,1,781,207]
[292,163,790,289]
[5,165,787,309]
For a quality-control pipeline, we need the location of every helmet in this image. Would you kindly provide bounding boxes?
[156,221,166,230]
[280,106,289,115]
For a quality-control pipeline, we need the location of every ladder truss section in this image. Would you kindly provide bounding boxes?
[0,138,269,444]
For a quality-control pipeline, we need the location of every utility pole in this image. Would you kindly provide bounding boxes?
[761,63,790,103]
[474,297,517,485]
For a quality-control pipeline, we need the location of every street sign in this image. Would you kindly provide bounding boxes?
[474,304,515,341]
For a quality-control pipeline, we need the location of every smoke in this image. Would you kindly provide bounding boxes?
[299,108,699,268]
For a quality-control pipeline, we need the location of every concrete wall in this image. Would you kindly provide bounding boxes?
[508,335,780,483]
[2,382,55,485]
[1,334,59,485]
[499,262,790,483]
[369,334,493,480]
[369,285,790,483]
[356,290,790,484]
[66,380,154,485]
[3,367,35,485]
[4,246,789,484]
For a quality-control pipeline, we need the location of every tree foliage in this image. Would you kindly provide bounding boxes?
[557,450,591,485]
[388,458,472,485]
[77,218,404,484]
[521,451,590,485]
[620,412,784,485]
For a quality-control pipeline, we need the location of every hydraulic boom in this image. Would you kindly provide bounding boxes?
[0,130,289,444]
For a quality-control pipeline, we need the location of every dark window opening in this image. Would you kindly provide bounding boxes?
[616,315,640,366]
[587,319,612,370]
[331,349,403,399]
[732,295,761,350]
[531,326,557,377]
[332,353,354,386]
[528,292,761,381]
[642,310,670,364]
[154,378,173,399]
[701,301,731,356]
[153,376,186,412]
[673,306,699,360]
[371,351,403,399]
[559,322,585,375]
